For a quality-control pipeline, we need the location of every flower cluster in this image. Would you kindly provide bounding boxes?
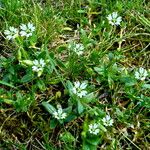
[32,59,46,72]
[72,81,88,98]
[4,22,35,40]
[4,26,18,40]
[102,115,114,126]
[135,67,148,81]
[20,22,35,37]
[68,42,84,55]
[53,105,67,120]
[88,123,100,135]
[88,115,114,135]
[107,12,122,26]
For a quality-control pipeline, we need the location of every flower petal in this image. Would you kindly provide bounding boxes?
[74,81,80,88]
[80,82,87,89]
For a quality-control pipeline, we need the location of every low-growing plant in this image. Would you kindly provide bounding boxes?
[0,0,150,149]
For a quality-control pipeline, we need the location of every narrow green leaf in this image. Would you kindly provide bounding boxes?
[42,102,56,115]
[2,99,14,104]
[77,10,86,13]
[86,136,100,146]
[78,100,84,114]
[50,119,58,129]
[21,74,33,83]
[0,80,16,89]
[82,141,97,150]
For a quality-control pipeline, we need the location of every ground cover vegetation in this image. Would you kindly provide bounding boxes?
[0,0,150,149]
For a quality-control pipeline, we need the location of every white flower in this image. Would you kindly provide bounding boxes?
[53,105,67,120]
[68,42,84,55]
[20,22,35,37]
[102,115,114,126]
[88,123,100,135]
[32,58,45,72]
[4,26,19,40]
[135,67,148,81]
[74,43,84,55]
[107,12,122,26]
[72,81,88,98]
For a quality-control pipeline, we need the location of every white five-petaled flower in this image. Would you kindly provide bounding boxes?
[20,22,35,37]
[32,59,45,72]
[102,115,114,126]
[135,67,148,81]
[107,12,122,26]
[72,81,88,98]
[53,105,67,120]
[88,123,100,135]
[4,26,19,40]
[68,42,84,55]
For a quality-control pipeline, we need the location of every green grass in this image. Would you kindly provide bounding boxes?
[0,0,150,149]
